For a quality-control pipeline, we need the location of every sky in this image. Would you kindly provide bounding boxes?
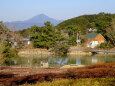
[0,0,115,22]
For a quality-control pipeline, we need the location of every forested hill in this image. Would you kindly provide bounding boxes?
[57,13,115,35]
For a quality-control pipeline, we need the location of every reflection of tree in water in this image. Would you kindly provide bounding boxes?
[76,57,81,65]
[48,57,69,66]
[80,56,98,65]
[81,55,109,65]
[32,58,41,66]
[70,56,101,65]
[20,54,115,67]
[91,55,106,64]
[32,57,49,66]
[68,58,76,65]
[97,55,115,63]
[68,55,87,65]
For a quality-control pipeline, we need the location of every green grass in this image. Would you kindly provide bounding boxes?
[21,77,115,86]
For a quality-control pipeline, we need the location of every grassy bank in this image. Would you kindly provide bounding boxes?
[21,77,115,86]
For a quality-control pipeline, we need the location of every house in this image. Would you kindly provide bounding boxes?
[23,38,31,45]
[85,33,106,48]
[88,28,97,33]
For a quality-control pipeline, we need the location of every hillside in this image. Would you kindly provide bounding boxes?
[0,21,9,39]
[4,14,63,31]
[0,21,8,33]
[57,13,115,35]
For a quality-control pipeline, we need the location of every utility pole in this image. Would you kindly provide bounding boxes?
[13,25,17,49]
[76,32,79,46]
[76,31,81,47]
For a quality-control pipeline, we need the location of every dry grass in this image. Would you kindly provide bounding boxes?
[0,62,115,85]
[21,77,115,86]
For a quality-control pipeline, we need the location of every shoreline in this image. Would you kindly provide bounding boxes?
[18,48,115,55]
[18,51,115,55]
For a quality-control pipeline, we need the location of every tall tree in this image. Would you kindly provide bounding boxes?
[30,21,57,49]
[106,19,115,46]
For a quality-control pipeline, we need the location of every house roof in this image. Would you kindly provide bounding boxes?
[86,33,100,38]
[23,38,31,41]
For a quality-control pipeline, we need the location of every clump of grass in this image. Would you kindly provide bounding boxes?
[21,77,115,86]
[21,79,72,86]
[66,62,115,79]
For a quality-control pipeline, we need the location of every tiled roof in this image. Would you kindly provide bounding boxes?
[23,38,30,41]
[86,33,99,38]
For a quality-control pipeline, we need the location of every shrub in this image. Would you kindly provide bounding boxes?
[99,42,113,49]
[20,78,115,86]
[3,47,21,65]
[52,43,70,55]
[1,40,21,65]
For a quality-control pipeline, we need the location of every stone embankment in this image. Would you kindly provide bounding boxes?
[18,47,115,55]
[68,46,115,55]
[68,46,91,55]
[18,49,53,55]
[18,47,91,55]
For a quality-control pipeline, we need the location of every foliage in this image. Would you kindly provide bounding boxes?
[0,39,6,53]
[0,39,21,65]
[99,43,113,49]
[0,21,8,35]
[68,36,76,45]
[18,29,29,38]
[64,25,81,45]
[23,21,69,55]
[6,12,115,65]
[52,43,70,55]
[18,13,115,50]
[106,19,115,46]
[21,77,115,86]
[57,12,115,46]
[28,22,57,49]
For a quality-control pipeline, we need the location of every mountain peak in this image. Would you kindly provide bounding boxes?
[27,14,54,23]
[34,14,48,18]
[4,14,63,30]
[39,13,47,16]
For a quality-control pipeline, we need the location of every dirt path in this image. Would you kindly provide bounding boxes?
[0,66,67,76]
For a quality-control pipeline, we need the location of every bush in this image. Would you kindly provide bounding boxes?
[3,47,21,65]
[52,43,70,55]
[3,47,18,58]
[99,43,113,49]
[1,40,21,65]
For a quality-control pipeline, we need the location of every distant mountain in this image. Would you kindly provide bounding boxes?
[4,14,63,31]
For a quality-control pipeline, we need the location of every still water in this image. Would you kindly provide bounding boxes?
[10,54,115,67]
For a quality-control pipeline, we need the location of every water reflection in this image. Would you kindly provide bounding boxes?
[1,54,115,67]
[76,57,81,65]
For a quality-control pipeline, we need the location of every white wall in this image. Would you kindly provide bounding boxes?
[87,41,99,48]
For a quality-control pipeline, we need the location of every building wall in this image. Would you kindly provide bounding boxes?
[85,34,105,48]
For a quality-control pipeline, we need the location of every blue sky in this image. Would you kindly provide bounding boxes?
[0,0,115,22]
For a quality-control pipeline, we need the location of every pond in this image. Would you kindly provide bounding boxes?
[4,54,115,67]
